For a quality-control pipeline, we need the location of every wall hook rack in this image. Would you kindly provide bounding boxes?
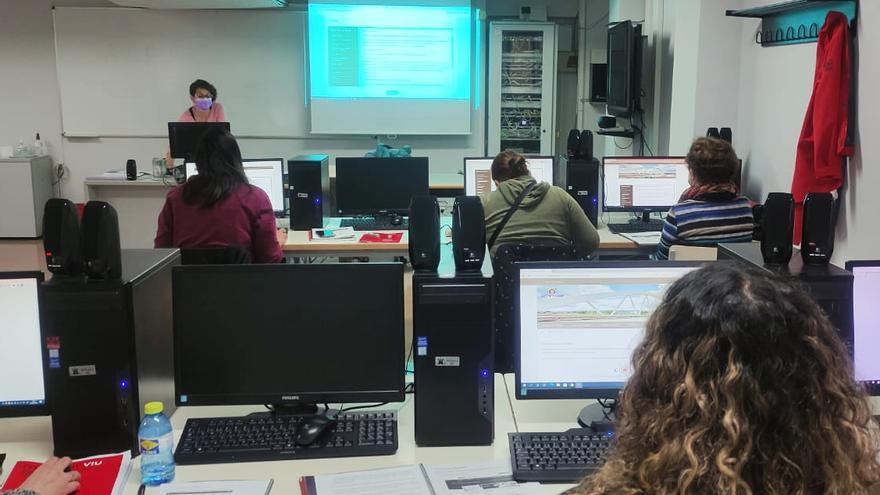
[727,0,857,47]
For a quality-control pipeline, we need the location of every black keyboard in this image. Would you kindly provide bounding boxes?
[607,221,664,234]
[339,217,409,231]
[509,428,614,483]
[174,411,397,465]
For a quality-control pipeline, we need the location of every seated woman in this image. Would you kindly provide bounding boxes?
[154,128,284,263]
[572,263,880,494]
[480,150,599,256]
[656,137,753,259]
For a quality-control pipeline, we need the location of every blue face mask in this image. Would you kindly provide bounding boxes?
[194,97,213,111]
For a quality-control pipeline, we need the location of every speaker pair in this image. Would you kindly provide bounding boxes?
[707,127,732,143]
[43,199,122,279]
[759,192,835,265]
[566,129,594,161]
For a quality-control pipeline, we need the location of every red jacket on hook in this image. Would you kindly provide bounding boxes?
[791,10,853,244]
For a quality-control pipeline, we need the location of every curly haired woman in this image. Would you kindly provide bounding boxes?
[572,263,880,495]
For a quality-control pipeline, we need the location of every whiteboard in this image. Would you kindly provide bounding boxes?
[53,7,308,137]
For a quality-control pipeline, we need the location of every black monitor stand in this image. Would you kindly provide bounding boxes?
[627,210,663,225]
[577,400,618,432]
[247,403,320,418]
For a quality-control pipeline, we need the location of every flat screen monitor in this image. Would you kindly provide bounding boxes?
[602,156,689,213]
[168,122,231,160]
[515,261,703,400]
[335,157,429,216]
[186,158,285,213]
[0,271,48,417]
[173,263,405,407]
[846,260,880,394]
[464,156,554,196]
[607,21,641,118]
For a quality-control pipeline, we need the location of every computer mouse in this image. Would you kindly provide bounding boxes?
[390,215,402,226]
[295,415,337,447]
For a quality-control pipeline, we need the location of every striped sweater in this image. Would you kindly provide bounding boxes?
[656,192,754,260]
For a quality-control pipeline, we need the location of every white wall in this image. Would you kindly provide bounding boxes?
[734,0,879,264]
[0,0,63,173]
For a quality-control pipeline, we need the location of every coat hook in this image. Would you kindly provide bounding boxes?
[798,24,807,39]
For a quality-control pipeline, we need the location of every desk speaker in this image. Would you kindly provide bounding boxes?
[82,201,122,280]
[43,199,84,275]
[409,196,440,271]
[760,192,794,265]
[801,192,835,264]
[452,196,486,272]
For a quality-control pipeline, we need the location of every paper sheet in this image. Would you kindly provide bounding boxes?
[423,460,539,494]
[145,480,273,495]
[312,465,431,495]
[619,231,662,245]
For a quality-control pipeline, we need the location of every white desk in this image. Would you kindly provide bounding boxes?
[0,375,565,495]
[85,177,174,249]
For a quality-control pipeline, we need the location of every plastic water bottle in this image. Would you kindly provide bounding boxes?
[138,401,175,485]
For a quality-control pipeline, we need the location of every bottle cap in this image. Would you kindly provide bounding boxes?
[144,401,164,415]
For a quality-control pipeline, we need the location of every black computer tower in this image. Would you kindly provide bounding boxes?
[42,249,180,458]
[414,247,494,446]
[718,242,853,351]
[564,158,600,228]
[289,154,330,231]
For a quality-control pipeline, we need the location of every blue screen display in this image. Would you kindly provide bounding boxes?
[309,3,472,100]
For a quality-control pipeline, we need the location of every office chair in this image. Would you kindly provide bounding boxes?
[491,242,591,373]
[179,246,252,265]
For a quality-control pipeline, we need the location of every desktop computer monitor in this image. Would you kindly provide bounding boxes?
[464,156,554,196]
[602,156,689,216]
[335,157,429,216]
[846,260,880,394]
[185,158,285,213]
[173,263,405,409]
[0,271,48,417]
[168,122,231,160]
[515,261,704,402]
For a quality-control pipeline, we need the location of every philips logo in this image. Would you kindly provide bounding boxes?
[281,395,300,401]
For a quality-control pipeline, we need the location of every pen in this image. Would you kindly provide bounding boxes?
[138,483,146,495]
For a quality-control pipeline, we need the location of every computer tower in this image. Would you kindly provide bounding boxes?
[289,154,330,231]
[414,247,494,446]
[43,198,84,276]
[409,195,440,271]
[718,242,853,354]
[801,192,836,264]
[43,249,180,458]
[566,159,600,227]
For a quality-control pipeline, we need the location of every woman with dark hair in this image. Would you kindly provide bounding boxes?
[656,137,754,259]
[480,150,599,256]
[154,128,284,263]
[572,262,880,494]
[178,79,226,123]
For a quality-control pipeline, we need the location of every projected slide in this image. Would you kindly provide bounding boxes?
[310,4,471,100]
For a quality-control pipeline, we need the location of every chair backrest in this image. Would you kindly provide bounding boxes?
[179,246,252,265]
[492,242,590,374]
[669,245,718,261]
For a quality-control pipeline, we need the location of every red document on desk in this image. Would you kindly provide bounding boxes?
[1,451,131,495]
[359,232,403,243]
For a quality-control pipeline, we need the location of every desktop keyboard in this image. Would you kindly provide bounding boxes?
[607,221,664,234]
[509,428,614,483]
[339,217,409,231]
[174,411,398,465]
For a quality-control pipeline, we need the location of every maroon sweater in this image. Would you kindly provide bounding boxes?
[154,183,283,263]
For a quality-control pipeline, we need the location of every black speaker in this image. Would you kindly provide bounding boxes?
[82,201,122,280]
[566,129,581,158]
[707,127,720,138]
[577,129,594,160]
[760,192,794,265]
[719,127,732,143]
[42,199,84,276]
[751,204,764,241]
[566,159,600,227]
[125,159,137,180]
[413,270,493,446]
[409,196,440,271]
[451,196,486,272]
[288,154,330,231]
[801,192,835,264]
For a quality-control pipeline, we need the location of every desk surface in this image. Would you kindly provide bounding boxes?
[0,375,569,495]
[86,173,465,190]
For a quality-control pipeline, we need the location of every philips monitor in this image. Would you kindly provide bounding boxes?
[464,156,554,196]
[0,271,48,418]
[185,158,285,213]
[515,261,704,401]
[168,122,231,160]
[846,260,880,394]
[602,156,689,215]
[173,263,405,408]
[335,157,430,216]
[606,20,642,118]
